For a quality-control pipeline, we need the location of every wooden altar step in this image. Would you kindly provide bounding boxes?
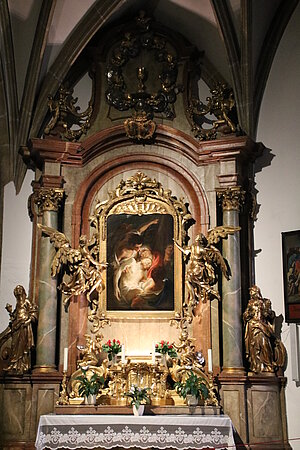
[55,404,221,415]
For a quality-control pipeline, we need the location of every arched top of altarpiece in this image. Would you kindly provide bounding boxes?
[72,155,210,246]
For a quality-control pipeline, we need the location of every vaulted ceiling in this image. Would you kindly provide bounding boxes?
[0,0,298,192]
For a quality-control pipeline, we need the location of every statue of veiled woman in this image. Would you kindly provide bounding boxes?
[4,285,38,374]
[243,286,286,374]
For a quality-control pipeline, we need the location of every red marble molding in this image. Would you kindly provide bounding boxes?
[29,125,261,168]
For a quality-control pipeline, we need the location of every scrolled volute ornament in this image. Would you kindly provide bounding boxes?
[1,285,38,374]
[188,82,239,141]
[243,285,286,374]
[43,83,93,141]
[38,225,107,313]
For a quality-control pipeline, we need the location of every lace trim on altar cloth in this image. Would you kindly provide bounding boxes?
[36,424,233,450]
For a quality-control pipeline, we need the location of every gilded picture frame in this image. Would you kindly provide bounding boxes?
[282,230,300,323]
[91,172,193,319]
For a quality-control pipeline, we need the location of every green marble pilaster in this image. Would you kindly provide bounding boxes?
[217,187,245,375]
[34,189,63,372]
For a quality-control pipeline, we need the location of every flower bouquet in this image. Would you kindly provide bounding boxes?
[102,338,122,361]
[125,385,151,415]
[155,340,177,357]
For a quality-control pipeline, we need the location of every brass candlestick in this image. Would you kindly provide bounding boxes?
[57,371,69,405]
[206,371,218,406]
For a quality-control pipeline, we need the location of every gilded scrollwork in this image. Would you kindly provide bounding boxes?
[105,11,183,141]
[90,172,194,318]
[77,334,104,367]
[188,82,239,141]
[43,83,93,141]
[62,172,220,407]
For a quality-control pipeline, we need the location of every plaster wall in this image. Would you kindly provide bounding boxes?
[0,170,34,331]
[255,4,300,448]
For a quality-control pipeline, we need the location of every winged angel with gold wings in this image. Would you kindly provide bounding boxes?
[38,225,106,312]
[174,226,240,307]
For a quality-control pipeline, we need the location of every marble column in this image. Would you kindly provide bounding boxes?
[217,187,245,375]
[33,188,64,372]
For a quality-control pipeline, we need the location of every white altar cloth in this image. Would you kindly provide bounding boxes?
[35,414,236,450]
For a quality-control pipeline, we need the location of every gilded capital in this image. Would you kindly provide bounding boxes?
[217,186,245,211]
[34,188,64,214]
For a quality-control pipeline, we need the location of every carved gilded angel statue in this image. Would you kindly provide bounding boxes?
[38,225,107,312]
[174,226,240,307]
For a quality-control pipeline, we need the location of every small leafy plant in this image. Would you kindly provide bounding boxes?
[75,367,104,397]
[125,385,151,408]
[174,371,209,400]
[102,338,122,361]
[155,340,177,357]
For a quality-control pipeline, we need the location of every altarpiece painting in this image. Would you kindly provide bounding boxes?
[92,172,189,319]
[106,213,174,312]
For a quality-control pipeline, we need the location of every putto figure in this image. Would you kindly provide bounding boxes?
[174,226,239,307]
[243,285,286,374]
[38,225,107,313]
[4,285,37,374]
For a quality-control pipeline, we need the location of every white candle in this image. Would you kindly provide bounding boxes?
[121,344,126,364]
[207,348,213,372]
[63,347,68,372]
[152,342,156,364]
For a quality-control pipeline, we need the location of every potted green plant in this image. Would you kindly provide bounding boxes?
[75,367,104,405]
[125,385,151,416]
[174,371,209,406]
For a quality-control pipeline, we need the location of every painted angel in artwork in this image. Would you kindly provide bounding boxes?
[38,225,107,312]
[174,226,240,307]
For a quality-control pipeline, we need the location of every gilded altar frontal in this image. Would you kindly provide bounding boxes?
[0,3,297,450]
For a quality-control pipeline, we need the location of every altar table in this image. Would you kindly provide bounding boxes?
[35,414,236,450]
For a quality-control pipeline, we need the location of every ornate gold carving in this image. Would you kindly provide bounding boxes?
[124,113,156,141]
[34,188,64,213]
[77,334,104,367]
[188,82,239,141]
[112,198,167,215]
[243,285,287,374]
[92,172,193,240]
[170,312,219,406]
[90,172,194,319]
[1,286,38,374]
[38,225,106,314]
[217,186,245,211]
[44,84,93,141]
[57,371,69,405]
[105,11,183,141]
[62,173,220,407]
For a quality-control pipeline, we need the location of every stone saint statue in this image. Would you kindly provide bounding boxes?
[243,285,286,374]
[4,285,38,374]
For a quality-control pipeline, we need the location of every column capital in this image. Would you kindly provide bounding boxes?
[217,186,245,211]
[33,188,64,214]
